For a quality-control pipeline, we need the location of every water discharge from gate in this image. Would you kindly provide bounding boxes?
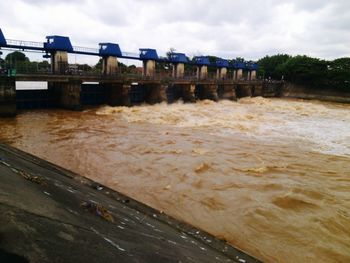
[0,97,349,262]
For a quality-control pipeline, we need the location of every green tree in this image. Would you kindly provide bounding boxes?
[118,61,128,73]
[93,58,102,72]
[327,58,350,82]
[207,55,218,73]
[155,47,176,73]
[280,55,328,85]
[166,47,176,59]
[257,54,290,79]
[77,64,92,71]
[5,51,29,63]
[4,51,32,72]
[38,60,50,72]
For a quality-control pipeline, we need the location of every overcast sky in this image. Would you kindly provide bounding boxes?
[0,0,349,65]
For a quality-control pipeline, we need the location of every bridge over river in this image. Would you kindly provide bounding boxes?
[0,28,282,116]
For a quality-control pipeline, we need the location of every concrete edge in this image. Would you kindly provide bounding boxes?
[0,143,261,262]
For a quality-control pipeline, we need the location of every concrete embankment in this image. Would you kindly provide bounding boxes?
[0,144,259,263]
[280,83,350,103]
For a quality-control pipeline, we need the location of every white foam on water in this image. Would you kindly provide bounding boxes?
[96,98,350,157]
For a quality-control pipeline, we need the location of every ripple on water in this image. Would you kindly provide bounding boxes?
[272,193,320,211]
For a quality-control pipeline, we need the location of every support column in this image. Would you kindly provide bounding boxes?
[182,84,196,103]
[217,84,236,101]
[250,70,256,80]
[252,85,263,97]
[145,83,166,104]
[197,66,208,80]
[0,77,16,116]
[169,84,196,103]
[51,51,68,74]
[143,60,156,77]
[50,80,82,110]
[216,67,227,80]
[233,70,237,81]
[172,63,184,78]
[105,83,131,106]
[236,69,243,80]
[196,84,218,101]
[102,56,118,75]
[236,84,253,98]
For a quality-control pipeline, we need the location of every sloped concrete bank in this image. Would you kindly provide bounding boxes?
[280,83,350,103]
[0,144,260,263]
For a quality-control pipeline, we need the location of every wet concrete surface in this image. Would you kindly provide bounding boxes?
[0,144,259,263]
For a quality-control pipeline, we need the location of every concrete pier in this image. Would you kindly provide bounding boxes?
[51,51,69,74]
[218,85,236,100]
[250,70,257,80]
[197,66,208,80]
[216,68,227,80]
[50,80,82,110]
[178,84,196,102]
[143,60,156,77]
[252,84,263,97]
[0,77,16,117]
[144,83,166,104]
[105,83,131,106]
[236,69,243,80]
[236,84,252,98]
[172,63,185,78]
[102,56,118,75]
[196,84,219,101]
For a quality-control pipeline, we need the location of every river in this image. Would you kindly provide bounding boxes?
[0,97,349,262]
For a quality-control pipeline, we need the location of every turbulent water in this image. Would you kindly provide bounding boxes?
[1,97,349,262]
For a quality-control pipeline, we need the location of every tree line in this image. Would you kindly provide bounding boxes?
[257,54,350,90]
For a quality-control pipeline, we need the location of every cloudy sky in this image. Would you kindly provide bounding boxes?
[0,0,349,65]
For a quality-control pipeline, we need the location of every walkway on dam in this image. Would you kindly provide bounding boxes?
[0,144,260,263]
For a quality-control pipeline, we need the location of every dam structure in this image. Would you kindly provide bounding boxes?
[0,28,281,116]
[0,28,265,262]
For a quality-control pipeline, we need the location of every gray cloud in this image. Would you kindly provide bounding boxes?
[0,0,349,64]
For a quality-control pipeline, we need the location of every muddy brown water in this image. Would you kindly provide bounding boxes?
[1,97,349,262]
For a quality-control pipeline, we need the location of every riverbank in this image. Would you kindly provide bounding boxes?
[0,143,258,263]
[279,83,350,103]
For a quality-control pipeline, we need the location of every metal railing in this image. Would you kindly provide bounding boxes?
[73,46,99,55]
[121,51,140,59]
[5,39,44,48]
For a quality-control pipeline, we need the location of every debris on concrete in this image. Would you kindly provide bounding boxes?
[19,170,46,185]
[1,158,46,185]
[81,201,115,223]
[91,182,104,191]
